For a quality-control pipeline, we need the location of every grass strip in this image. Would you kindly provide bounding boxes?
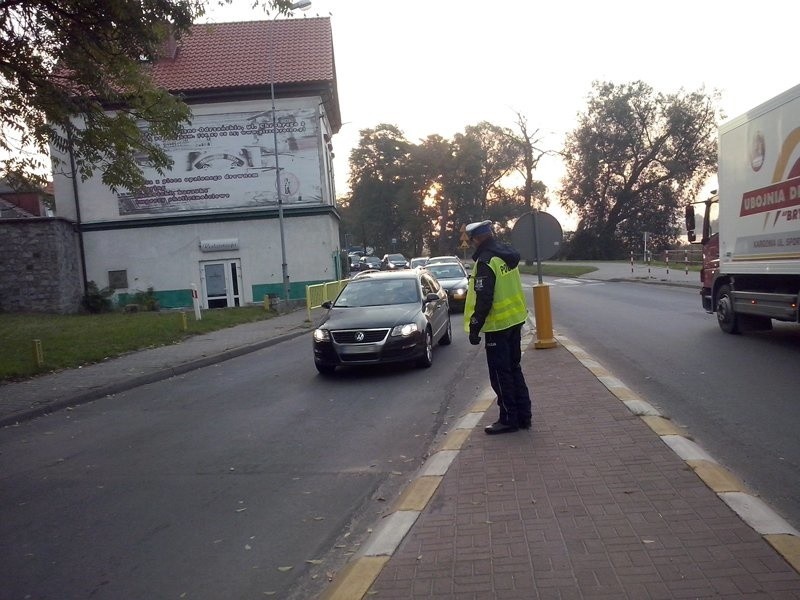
[0,306,277,381]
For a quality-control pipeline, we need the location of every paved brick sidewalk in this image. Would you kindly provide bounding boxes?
[368,343,800,599]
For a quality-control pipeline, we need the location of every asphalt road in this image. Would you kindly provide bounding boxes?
[536,274,800,531]
[0,317,483,600]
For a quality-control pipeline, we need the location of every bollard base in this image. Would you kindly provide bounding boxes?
[534,338,558,349]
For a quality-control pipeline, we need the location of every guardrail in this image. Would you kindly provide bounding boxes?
[306,278,348,322]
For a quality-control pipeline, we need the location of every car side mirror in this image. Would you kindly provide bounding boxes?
[322,301,332,309]
[424,292,439,303]
[685,205,696,243]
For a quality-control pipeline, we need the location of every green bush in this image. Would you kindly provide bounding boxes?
[82,281,113,313]
[131,287,160,311]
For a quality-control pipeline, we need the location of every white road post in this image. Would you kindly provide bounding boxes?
[191,283,202,321]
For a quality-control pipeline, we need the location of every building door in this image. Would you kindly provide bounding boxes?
[201,259,242,308]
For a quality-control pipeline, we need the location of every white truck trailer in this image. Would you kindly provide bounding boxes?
[686,83,800,333]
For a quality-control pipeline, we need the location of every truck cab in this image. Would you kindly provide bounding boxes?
[685,195,719,312]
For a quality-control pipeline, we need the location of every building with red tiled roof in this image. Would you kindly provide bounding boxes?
[50,17,344,310]
[0,178,54,218]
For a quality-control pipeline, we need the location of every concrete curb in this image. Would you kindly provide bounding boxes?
[558,335,800,575]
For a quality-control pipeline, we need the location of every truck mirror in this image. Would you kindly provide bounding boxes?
[685,206,696,242]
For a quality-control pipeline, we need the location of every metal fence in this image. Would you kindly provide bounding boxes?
[663,248,703,266]
[305,278,348,321]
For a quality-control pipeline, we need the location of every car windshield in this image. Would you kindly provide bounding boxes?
[426,264,466,279]
[335,279,420,307]
[388,254,406,261]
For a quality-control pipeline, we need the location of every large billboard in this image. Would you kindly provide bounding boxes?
[117,107,321,215]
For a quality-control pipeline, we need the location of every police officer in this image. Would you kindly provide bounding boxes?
[464,220,532,434]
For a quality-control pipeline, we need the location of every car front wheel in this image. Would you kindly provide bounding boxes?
[416,328,433,368]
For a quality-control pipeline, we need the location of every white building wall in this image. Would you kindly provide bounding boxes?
[52,96,342,307]
[83,214,340,307]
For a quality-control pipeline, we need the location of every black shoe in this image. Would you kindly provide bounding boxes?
[519,420,531,430]
[484,421,519,435]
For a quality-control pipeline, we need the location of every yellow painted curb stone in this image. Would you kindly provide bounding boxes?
[641,415,686,437]
[765,534,800,573]
[319,556,389,600]
[394,476,442,512]
[687,459,747,493]
[439,428,471,450]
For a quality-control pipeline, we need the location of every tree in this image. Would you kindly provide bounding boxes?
[560,81,718,259]
[0,0,294,192]
[345,124,418,256]
[342,120,547,258]
[508,111,549,213]
[412,134,453,255]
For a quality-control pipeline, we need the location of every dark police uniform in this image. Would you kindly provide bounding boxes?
[464,221,531,434]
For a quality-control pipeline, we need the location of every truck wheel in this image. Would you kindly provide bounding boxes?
[716,284,740,334]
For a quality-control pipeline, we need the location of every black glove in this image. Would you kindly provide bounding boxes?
[469,330,481,345]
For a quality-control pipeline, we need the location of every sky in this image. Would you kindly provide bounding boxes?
[210,0,800,230]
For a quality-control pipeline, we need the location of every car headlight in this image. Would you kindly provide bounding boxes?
[391,323,419,337]
[313,328,331,342]
[452,287,466,297]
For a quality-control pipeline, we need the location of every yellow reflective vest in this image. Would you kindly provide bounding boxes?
[464,256,527,332]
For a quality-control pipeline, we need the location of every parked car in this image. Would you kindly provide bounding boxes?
[426,255,462,266]
[409,256,429,269]
[348,252,364,272]
[424,261,469,312]
[358,255,382,272]
[381,253,410,270]
[312,269,451,375]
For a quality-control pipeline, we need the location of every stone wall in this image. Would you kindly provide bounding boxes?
[0,218,83,313]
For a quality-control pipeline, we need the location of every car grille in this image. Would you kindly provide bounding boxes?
[331,328,389,344]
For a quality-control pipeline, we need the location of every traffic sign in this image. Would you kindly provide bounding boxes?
[459,223,469,243]
[511,211,563,261]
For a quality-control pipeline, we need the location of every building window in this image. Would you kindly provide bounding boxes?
[108,270,128,290]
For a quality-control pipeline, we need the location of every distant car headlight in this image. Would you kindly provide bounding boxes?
[451,287,467,298]
[391,323,419,337]
[313,328,331,342]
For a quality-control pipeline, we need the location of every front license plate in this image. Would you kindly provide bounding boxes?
[341,344,375,354]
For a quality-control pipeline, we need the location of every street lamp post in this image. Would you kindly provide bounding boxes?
[271,0,311,301]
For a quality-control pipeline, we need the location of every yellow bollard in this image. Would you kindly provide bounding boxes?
[32,339,44,367]
[181,312,188,331]
[532,284,557,349]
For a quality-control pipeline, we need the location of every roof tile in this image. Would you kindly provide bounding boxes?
[150,18,335,92]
